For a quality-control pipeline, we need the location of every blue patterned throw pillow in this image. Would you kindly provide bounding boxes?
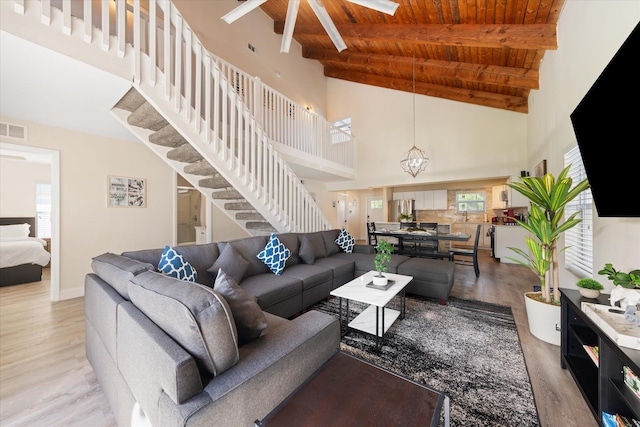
[158,246,197,282]
[257,233,291,275]
[335,228,356,253]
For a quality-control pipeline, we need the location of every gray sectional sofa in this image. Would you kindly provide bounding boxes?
[84,229,455,426]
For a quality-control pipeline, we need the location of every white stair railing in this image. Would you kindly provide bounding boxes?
[6,0,348,232]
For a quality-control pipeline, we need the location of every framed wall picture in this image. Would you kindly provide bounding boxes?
[108,176,146,207]
[534,160,547,178]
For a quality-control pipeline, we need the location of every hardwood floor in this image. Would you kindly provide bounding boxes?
[0,253,597,427]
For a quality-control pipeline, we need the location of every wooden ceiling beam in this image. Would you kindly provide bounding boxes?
[274,23,558,50]
[324,68,529,113]
[302,48,539,90]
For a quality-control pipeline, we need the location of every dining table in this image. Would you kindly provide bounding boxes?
[373,229,471,260]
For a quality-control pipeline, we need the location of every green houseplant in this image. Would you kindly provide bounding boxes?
[506,165,590,345]
[373,241,393,286]
[576,278,604,299]
[598,264,640,289]
[397,213,414,223]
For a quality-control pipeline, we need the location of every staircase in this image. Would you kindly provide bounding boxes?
[1,0,356,235]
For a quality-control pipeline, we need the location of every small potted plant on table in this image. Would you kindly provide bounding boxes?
[373,241,393,286]
[576,278,604,299]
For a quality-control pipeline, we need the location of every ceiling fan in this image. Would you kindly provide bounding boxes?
[221,0,400,53]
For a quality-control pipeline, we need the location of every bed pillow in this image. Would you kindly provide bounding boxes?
[213,268,267,345]
[335,228,356,253]
[128,270,239,377]
[257,233,291,275]
[158,246,197,282]
[0,223,30,240]
[207,244,249,284]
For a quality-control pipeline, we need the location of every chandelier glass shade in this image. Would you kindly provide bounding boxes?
[400,58,430,178]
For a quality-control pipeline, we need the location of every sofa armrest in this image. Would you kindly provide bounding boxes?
[353,244,375,254]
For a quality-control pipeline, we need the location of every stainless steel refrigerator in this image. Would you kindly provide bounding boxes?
[389,199,415,222]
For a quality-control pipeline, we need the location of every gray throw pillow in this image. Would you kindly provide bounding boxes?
[128,271,239,377]
[298,235,316,264]
[207,243,249,284]
[213,268,268,345]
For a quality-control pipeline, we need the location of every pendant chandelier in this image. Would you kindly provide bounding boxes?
[400,58,430,178]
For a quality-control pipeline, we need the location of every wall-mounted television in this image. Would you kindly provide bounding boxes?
[570,21,640,217]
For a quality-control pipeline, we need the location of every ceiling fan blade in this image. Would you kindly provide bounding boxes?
[280,0,301,53]
[307,0,347,52]
[221,0,268,24]
[347,0,399,15]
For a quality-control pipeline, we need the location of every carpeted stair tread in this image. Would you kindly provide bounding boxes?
[225,202,254,210]
[149,125,188,147]
[113,87,146,112]
[211,190,243,200]
[167,144,203,163]
[245,222,276,231]
[184,160,217,176]
[127,102,168,131]
[199,176,230,189]
[235,212,265,220]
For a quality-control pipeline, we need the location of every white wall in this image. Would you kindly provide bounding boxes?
[325,79,528,191]
[527,2,640,291]
[0,159,50,217]
[0,117,175,299]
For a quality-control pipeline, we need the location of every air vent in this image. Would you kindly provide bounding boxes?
[0,122,27,140]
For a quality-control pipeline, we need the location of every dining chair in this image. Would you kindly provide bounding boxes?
[417,222,438,253]
[449,224,481,277]
[366,222,378,246]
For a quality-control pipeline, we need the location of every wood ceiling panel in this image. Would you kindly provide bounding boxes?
[253,0,565,113]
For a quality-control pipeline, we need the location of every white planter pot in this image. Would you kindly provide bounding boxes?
[579,288,601,299]
[372,274,388,287]
[524,292,561,346]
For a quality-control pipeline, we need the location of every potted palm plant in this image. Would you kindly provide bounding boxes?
[373,241,393,286]
[506,164,590,345]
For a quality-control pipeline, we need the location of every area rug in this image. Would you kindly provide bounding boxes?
[309,295,540,426]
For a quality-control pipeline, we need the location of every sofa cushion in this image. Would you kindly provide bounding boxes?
[332,252,410,275]
[124,243,220,287]
[322,229,342,256]
[299,232,327,264]
[213,268,267,346]
[257,233,291,275]
[91,252,155,299]
[128,271,239,377]
[240,274,303,313]
[220,235,270,279]
[334,228,356,253]
[275,232,300,267]
[158,246,197,282]
[208,244,249,284]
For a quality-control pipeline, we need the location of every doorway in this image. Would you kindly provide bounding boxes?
[176,175,203,245]
[366,197,384,223]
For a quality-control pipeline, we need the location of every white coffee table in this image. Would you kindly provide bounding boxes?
[330,271,413,351]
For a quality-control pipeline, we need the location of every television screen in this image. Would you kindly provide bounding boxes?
[570,21,640,217]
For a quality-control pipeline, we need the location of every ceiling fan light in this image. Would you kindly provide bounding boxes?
[347,0,399,15]
[280,0,301,53]
[307,0,347,52]
[221,0,268,24]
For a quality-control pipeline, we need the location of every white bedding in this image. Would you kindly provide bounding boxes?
[0,237,51,268]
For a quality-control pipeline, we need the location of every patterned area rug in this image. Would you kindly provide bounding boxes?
[309,295,540,426]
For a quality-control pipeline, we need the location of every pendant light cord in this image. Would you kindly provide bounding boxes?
[413,57,416,149]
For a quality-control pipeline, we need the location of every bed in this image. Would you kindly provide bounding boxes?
[0,217,51,287]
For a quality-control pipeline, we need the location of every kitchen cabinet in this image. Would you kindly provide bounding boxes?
[507,176,530,208]
[393,191,415,201]
[415,190,447,210]
[492,185,507,210]
[494,225,529,263]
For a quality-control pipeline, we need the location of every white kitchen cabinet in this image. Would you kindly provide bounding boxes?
[492,185,507,210]
[433,190,448,209]
[494,225,530,264]
[507,176,530,208]
[393,191,415,201]
[415,190,447,210]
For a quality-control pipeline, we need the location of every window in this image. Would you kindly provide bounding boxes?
[564,147,593,277]
[35,183,51,239]
[456,192,486,213]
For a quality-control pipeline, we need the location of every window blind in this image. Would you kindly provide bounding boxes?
[564,147,593,277]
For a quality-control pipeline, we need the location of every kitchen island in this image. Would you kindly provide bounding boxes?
[494,225,530,264]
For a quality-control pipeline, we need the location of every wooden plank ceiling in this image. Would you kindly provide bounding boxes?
[257,0,566,113]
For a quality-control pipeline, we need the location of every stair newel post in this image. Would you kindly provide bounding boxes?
[205,55,212,144]
[116,0,125,56]
[194,41,202,135]
[184,27,192,124]
[163,0,171,100]
[101,0,108,50]
[212,65,220,152]
[174,15,182,113]
[148,0,157,86]
[133,0,141,85]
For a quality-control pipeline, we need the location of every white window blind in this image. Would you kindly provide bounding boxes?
[564,147,593,277]
[35,183,51,239]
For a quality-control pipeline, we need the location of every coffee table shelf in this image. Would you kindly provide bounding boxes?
[349,305,401,336]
